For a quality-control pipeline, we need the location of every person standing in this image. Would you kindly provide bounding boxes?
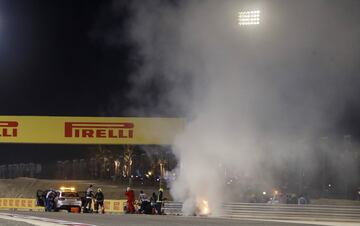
[94,188,105,214]
[84,184,94,213]
[45,189,56,211]
[138,190,148,213]
[125,187,135,213]
[150,192,157,214]
[156,188,164,214]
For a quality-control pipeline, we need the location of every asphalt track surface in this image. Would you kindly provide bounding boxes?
[0,218,33,226]
[0,211,322,226]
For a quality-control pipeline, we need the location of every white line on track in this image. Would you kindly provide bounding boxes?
[0,213,96,226]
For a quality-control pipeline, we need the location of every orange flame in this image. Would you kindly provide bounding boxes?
[197,199,210,215]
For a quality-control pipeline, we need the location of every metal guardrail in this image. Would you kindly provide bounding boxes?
[163,201,183,215]
[163,201,360,223]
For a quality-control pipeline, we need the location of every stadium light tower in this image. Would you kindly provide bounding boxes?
[238,10,261,26]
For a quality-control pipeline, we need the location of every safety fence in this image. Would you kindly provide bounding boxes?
[0,198,127,213]
[163,201,360,223]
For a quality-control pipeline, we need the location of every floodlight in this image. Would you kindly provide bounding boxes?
[238,10,260,26]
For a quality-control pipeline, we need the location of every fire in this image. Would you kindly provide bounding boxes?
[197,199,210,216]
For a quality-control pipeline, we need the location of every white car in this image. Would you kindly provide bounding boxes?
[54,190,82,212]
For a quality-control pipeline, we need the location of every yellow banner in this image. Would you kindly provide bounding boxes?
[0,116,183,145]
[104,200,126,213]
[0,198,126,213]
[0,198,42,210]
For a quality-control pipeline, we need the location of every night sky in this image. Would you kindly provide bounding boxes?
[0,0,137,163]
[0,0,134,117]
[0,0,359,163]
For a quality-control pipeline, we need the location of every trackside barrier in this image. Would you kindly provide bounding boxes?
[223,203,360,223]
[103,200,127,213]
[163,201,183,215]
[163,201,360,223]
[0,198,127,213]
[0,198,42,211]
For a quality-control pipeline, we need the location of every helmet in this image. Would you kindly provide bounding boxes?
[159,188,164,192]
[97,188,102,192]
[126,187,131,191]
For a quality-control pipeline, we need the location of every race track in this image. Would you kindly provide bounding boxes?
[0,211,329,226]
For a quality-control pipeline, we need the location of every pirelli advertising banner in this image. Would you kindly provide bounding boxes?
[0,116,184,145]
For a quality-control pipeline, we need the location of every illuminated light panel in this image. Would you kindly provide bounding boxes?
[60,186,75,191]
[238,10,260,26]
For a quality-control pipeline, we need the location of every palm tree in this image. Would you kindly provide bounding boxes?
[123,145,134,186]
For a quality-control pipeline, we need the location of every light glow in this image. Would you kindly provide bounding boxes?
[60,186,75,191]
[238,10,260,26]
[197,199,210,216]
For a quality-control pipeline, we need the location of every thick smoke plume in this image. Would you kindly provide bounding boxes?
[114,0,360,215]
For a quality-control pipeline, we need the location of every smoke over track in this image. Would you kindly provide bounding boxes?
[107,0,360,215]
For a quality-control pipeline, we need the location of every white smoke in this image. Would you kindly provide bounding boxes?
[111,0,360,215]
